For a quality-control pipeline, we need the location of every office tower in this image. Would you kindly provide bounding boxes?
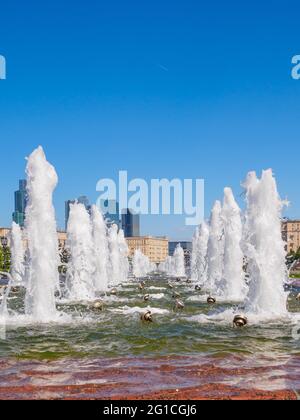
[100,199,121,228]
[121,208,140,238]
[12,180,27,227]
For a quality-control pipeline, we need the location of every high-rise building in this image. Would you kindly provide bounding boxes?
[12,180,27,227]
[100,199,121,228]
[65,195,91,229]
[122,208,140,237]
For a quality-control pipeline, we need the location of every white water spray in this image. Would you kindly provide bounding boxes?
[173,244,186,277]
[10,222,25,285]
[206,201,224,294]
[118,229,129,283]
[242,170,288,318]
[24,146,60,321]
[108,224,121,286]
[91,205,109,292]
[158,256,174,276]
[133,249,152,278]
[220,188,246,301]
[191,221,209,284]
[66,203,95,301]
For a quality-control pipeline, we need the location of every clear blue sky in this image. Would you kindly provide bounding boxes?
[0,0,299,239]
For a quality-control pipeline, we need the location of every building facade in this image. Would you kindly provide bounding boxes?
[122,209,140,237]
[0,227,66,250]
[0,228,11,244]
[12,179,27,227]
[126,236,169,263]
[282,219,300,253]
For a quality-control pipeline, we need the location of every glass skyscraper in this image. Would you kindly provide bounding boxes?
[121,208,140,237]
[100,199,121,229]
[12,179,27,227]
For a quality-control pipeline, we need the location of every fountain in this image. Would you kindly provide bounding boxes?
[133,249,152,278]
[242,170,288,318]
[108,224,121,286]
[172,244,186,277]
[158,256,172,275]
[65,202,95,301]
[24,146,60,322]
[191,221,209,284]
[118,229,130,283]
[91,205,109,292]
[206,201,224,294]
[219,188,246,301]
[10,222,25,286]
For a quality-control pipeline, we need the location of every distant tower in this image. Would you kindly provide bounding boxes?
[12,180,27,227]
[100,199,121,229]
[122,209,140,237]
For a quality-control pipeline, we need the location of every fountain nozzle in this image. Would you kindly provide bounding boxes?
[207,296,216,305]
[174,299,185,310]
[141,310,153,322]
[92,300,104,311]
[233,315,248,328]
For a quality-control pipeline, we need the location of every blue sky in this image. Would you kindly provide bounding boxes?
[0,0,300,239]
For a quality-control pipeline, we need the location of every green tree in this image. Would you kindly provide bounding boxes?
[0,245,11,272]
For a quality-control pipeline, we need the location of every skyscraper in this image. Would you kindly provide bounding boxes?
[121,209,140,238]
[12,180,27,227]
[65,195,91,230]
[100,199,121,228]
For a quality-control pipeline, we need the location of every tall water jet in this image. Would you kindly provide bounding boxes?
[24,146,59,321]
[173,244,186,277]
[158,256,174,275]
[108,224,121,286]
[220,188,246,301]
[91,205,109,292]
[207,201,224,294]
[10,222,25,285]
[118,229,129,283]
[133,249,151,278]
[191,221,209,283]
[66,203,95,301]
[242,169,288,318]
[191,227,200,280]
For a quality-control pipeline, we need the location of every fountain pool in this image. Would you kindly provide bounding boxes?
[0,274,299,399]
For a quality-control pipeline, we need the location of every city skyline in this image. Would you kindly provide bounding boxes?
[1,161,300,241]
[1,1,300,239]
